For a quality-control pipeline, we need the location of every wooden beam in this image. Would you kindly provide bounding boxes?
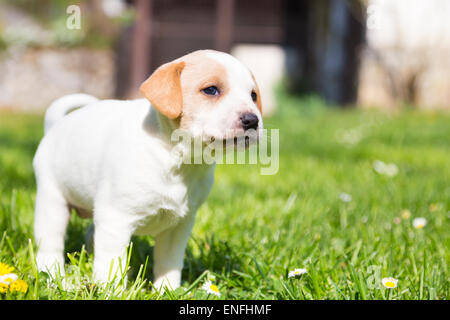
[129,0,152,96]
[215,0,234,52]
[151,22,283,43]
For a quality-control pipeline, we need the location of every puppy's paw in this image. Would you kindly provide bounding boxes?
[153,270,181,294]
[36,252,65,279]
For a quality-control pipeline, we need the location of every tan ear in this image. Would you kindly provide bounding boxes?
[140,61,185,119]
[254,83,263,113]
[250,72,263,113]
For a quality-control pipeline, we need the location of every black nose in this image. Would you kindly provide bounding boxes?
[240,113,259,131]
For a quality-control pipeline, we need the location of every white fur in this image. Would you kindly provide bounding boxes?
[44,93,98,134]
[33,50,261,291]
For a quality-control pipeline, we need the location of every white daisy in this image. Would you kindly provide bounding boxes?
[339,192,352,203]
[202,280,221,297]
[373,160,398,177]
[384,163,399,177]
[382,277,398,289]
[335,128,363,145]
[0,273,18,285]
[401,209,411,220]
[373,160,386,174]
[288,268,307,278]
[413,217,427,229]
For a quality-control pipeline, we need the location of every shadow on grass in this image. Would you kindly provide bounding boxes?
[63,216,244,286]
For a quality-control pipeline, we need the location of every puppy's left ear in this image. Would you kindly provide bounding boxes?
[140,61,185,119]
[250,72,263,114]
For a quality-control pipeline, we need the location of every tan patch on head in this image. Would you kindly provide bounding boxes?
[140,61,185,119]
[177,52,230,129]
[250,72,263,113]
[140,50,230,125]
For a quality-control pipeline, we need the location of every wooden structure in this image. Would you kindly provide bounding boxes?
[117,0,365,106]
[118,0,284,98]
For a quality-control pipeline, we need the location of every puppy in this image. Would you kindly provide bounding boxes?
[33,49,263,290]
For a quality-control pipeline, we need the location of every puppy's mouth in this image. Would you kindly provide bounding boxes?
[207,133,259,149]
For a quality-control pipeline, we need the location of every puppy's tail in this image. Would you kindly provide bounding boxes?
[44,93,98,134]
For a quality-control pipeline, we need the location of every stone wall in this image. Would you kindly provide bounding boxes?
[0,48,115,111]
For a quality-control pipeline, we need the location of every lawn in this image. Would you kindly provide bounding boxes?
[0,89,449,300]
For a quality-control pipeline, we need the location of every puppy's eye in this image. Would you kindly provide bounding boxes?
[202,86,219,96]
[251,91,257,102]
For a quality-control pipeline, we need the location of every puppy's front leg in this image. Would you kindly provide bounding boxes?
[92,206,135,286]
[153,213,196,291]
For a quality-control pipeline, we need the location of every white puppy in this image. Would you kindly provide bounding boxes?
[33,49,263,290]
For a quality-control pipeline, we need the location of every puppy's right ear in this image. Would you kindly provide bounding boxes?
[140,61,185,119]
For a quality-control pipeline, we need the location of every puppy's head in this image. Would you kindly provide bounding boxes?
[140,50,263,144]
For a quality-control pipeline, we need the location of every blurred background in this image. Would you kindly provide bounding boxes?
[1,0,450,114]
[0,1,449,301]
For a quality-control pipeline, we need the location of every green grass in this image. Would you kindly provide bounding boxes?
[0,89,449,300]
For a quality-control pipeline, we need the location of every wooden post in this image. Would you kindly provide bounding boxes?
[215,0,234,52]
[129,0,152,97]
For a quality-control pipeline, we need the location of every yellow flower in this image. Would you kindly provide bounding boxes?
[429,203,438,212]
[401,209,411,220]
[0,262,28,294]
[382,277,398,289]
[9,279,28,294]
[0,283,8,294]
[0,262,15,276]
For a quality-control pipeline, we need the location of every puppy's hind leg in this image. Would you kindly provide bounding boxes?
[34,180,70,279]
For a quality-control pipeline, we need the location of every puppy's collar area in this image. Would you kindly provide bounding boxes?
[143,104,181,141]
